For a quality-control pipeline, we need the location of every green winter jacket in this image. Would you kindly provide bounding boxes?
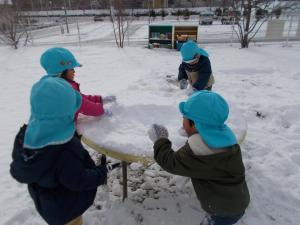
[154,138,250,217]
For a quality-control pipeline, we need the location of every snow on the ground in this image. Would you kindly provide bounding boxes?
[31,21,115,45]
[1,41,300,225]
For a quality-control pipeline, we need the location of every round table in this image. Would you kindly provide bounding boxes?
[78,106,247,200]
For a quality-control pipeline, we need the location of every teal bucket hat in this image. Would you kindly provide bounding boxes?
[179,90,237,148]
[40,47,82,76]
[24,76,82,149]
[180,40,209,63]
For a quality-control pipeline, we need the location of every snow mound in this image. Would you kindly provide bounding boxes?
[78,102,247,157]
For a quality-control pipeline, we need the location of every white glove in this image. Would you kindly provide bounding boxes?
[178,127,188,137]
[186,86,195,96]
[179,79,188,89]
[148,124,169,143]
[103,95,116,104]
[104,108,113,117]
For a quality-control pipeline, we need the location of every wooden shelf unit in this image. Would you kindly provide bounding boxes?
[173,25,198,49]
[148,24,198,49]
[148,25,173,48]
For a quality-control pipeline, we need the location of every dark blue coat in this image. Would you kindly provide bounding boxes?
[178,55,212,90]
[10,125,107,225]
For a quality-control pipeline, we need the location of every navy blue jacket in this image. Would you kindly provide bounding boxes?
[178,55,212,90]
[10,125,107,225]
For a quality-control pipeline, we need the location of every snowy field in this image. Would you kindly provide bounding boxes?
[1,31,300,225]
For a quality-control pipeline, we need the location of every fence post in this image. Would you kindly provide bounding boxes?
[230,22,234,46]
[286,15,293,46]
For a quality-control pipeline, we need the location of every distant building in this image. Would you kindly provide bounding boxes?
[142,0,168,9]
[0,0,12,5]
[153,0,168,8]
[90,0,145,9]
[169,0,235,8]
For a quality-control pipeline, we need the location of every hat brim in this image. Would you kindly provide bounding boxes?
[67,62,82,71]
[183,58,198,63]
[179,102,187,116]
[74,62,82,68]
[195,122,237,148]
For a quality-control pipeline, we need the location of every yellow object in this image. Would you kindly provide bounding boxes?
[81,136,153,165]
[65,216,83,225]
[177,34,189,41]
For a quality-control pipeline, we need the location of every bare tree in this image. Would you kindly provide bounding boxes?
[202,0,209,7]
[190,0,199,7]
[221,0,232,8]
[95,0,110,9]
[109,0,130,48]
[0,3,29,49]
[231,0,273,48]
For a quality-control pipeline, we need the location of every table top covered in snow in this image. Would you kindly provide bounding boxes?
[77,104,247,163]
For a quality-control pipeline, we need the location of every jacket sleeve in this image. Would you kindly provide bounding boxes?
[192,57,212,90]
[82,93,103,104]
[79,94,104,117]
[178,63,188,81]
[58,144,107,191]
[154,138,214,179]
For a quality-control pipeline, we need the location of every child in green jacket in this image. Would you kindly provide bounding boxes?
[148,91,250,225]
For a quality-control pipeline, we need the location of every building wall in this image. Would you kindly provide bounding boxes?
[152,0,168,8]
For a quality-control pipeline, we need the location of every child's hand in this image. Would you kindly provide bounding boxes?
[186,86,195,96]
[103,95,117,104]
[106,162,121,171]
[97,154,121,172]
[148,124,169,143]
[178,127,188,137]
[100,154,106,166]
[104,109,113,117]
[179,79,188,89]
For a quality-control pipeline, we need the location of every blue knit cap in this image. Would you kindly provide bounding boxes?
[40,47,82,76]
[180,40,209,63]
[24,76,82,149]
[179,90,237,148]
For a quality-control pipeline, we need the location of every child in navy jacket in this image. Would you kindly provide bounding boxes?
[10,76,107,225]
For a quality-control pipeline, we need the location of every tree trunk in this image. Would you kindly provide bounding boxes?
[240,1,252,48]
[241,36,249,48]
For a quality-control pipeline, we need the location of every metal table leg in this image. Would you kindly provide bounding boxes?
[122,161,128,201]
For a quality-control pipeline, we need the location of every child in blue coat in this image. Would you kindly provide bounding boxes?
[178,40,215,92]
[10,76,107,225]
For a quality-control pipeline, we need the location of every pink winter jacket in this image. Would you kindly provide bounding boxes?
[67,80,104,121]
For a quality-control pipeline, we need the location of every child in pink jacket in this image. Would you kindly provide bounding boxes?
[60,68,116,122]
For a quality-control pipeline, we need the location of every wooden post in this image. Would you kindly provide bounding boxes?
[122,161,128,201]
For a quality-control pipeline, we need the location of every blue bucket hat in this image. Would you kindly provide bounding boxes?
[180,40,209,63]
[179,91,237,148]
[40,47,82,76]
[24,76,82,149]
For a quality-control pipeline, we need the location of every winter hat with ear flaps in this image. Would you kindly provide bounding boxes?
[180,40,209,63]
[179,90,237,148]
[40,47,82,76]
[24,76,82,149]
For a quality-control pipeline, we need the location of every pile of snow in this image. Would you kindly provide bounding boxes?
[78,97,247,157]
[1,43,300,225]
